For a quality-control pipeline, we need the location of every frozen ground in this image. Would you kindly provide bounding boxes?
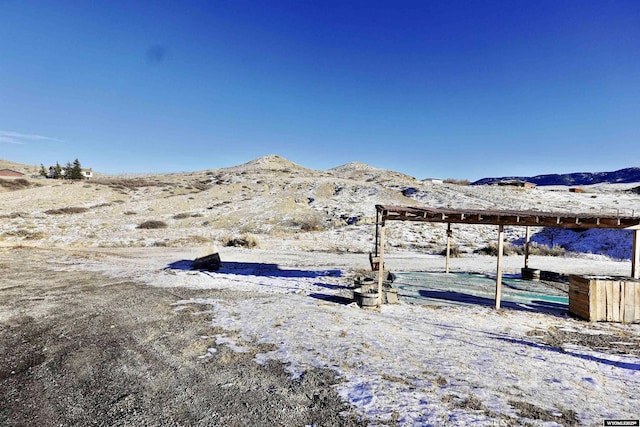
[2,157,640,425]
[45,246,640,426]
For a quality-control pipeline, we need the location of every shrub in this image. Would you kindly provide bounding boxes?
[444,178,471,185]
[439,245,463,258]
[2,230,46,240]
[528,243,566,257]
[93,178,169,189]
[475,242,566,257]
[0,178,32,190]
[0,212,29,219]
[90,202,113,208]
[45,207,89,215]
[291,215,324,232]
[172,213,191,220]
[221,233,259,248]
[137,220,168,229]
[475,243,521,256]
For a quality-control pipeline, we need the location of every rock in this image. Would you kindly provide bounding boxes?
[191,252,221,271]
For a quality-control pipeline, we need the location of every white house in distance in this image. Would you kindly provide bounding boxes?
[47,166,61,178]
[48,166,93,180]
[422,178,444,184]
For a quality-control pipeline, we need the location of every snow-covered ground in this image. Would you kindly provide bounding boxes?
[52,247,640,426]
[3,158,640,425]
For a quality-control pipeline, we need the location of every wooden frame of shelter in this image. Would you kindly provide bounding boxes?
[374,205,640,309]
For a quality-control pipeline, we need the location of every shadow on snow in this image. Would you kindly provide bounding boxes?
[165,260,341,279]
[492,335,640,372]
[416,289,567,316]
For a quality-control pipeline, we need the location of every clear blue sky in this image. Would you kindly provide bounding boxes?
[1,0,639,180]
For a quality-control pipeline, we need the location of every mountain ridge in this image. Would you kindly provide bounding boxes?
[473,166,640,186]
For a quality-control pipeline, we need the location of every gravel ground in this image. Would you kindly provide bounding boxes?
[0,247,366,426]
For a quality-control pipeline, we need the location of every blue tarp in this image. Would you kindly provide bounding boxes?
[394,272,568,315]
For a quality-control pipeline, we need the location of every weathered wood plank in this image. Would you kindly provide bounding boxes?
[377,223,386,307]
[623,282,634,323]
[604,281,612,321]
[611,281,621,322]
[633,230,640,279]
[376,205,640,230]
[569,295,588,308]
[568,276,640,322]
[635,282,640,321]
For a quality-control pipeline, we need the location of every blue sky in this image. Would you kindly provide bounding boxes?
[1,1,639,180]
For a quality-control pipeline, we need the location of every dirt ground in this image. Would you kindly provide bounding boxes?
[0,247,366,426]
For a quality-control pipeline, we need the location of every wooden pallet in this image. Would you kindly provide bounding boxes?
[569,275,640,322]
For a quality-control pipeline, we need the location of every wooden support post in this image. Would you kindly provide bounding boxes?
[524,226,530,269]
[632,229,640,280]
[495,224,505,310]
[445,223,452,274]
[377,222,386,307]
[374,210,380,257]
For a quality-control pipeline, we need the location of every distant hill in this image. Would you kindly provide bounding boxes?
[473,167,640,186]
[0,158,39,175]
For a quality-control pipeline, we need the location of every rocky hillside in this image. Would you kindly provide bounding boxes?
[1,155,640,258]
[473,166,640,186]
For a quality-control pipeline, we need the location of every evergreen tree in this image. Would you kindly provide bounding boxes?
[53,162,63,179]
[39,164,47,177]
[70,158,83,180]
[64,161,73,179]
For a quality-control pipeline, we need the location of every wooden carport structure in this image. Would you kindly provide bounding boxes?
[374,205,640,309]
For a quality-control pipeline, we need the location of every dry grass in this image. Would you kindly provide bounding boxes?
[528,243,567,256]
[508,401,579,426]
[172,213,191,220]
[443,178,471,185]
[289,215,325,232]
[45,207,90,215]
[172,235,212,246]
[475,242,566,257]
[220,233,259,248]
[137,220,168,229]
[2,230,46,240]
[0,178,34,191]
[90,202,113,209]
[0,212,29,219]
[439,245,463,257]
[94,178,170,190]
[172,212,203,220]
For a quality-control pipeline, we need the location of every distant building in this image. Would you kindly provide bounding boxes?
[81,168,93,180]
[0,169,25,178]
[422,178,444,184]
[48,166,65,178]
[569,188,584,193]
[48,166,93,179]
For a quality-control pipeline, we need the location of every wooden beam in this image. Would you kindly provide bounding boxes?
[376,205,640,229]
[374,210,380,257]
[495,224,505,310]
[377,223,386,307]
[632,229,640,280]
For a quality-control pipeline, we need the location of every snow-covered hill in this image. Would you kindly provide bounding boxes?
[1,155,640,260]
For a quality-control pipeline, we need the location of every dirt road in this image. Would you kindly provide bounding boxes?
[0,247,365,426]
